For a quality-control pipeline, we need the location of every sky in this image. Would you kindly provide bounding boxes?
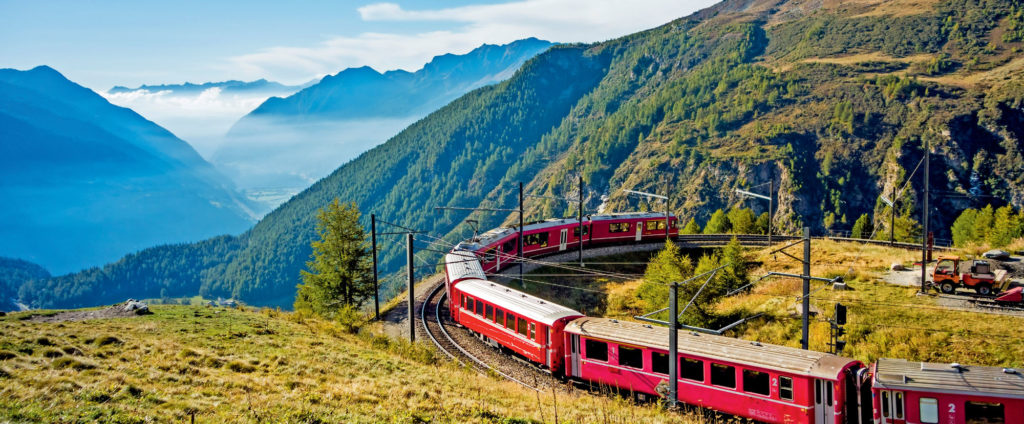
[1,0,719,155]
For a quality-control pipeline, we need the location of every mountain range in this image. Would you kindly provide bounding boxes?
[0,66,256,275]
[213,38,554,211]
[15,0,1024,310]
[108,79,312,96]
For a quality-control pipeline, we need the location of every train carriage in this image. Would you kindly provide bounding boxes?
[563,317,867,424]
[457,212,679,274]
[450,279,583,373]
[871,358,1024,424]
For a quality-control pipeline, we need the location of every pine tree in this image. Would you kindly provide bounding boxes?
[295,199,374,318]
[851,213,873,239]
[727,208,756,234]
[703,209,731,234]
[681,217,701,235]
[951,208,978,247]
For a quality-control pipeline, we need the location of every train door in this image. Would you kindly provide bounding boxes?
[559,228,568,251]
[815,379,836,424]
[569,333,581,378]
[635,222,643,241]
[879,390,905,424]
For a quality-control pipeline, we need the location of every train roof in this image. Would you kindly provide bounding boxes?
[458,212,676,248]
[445,251,486,282]
[565,317,858,380]
[456,279,583,326]
[873,358,1024,399]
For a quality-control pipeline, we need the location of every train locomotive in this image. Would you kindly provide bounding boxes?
[443,212,1024,424]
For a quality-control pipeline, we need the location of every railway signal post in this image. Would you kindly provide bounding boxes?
[668,281,678,408]
[802,227,810,350]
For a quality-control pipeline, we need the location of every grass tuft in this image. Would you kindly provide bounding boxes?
[0,350,16,360]
[224,360,256,373]
[93,336,122,347]
[51,357,96,371]
[41,348,64,358]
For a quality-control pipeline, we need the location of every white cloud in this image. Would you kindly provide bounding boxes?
[101,88,284,157]
[228,0,719,84]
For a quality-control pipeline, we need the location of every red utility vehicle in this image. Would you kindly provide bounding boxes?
[931,256,1009,295]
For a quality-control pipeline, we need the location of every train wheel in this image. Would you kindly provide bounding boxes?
[940,281,955,294]
[976,284,992,296]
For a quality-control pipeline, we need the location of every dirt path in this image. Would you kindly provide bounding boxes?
[21,300,151,323]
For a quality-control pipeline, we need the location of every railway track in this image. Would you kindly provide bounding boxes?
[931,292,1024,314]
[420,280,556,390]
[674,233,953,251]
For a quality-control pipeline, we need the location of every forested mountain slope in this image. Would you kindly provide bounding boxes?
[20,0,1024,309]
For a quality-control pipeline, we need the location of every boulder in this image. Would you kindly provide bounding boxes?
[983,250,1011,261]
[891,263,907,271]
[122,299,150,315]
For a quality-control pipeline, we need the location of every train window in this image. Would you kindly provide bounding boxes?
[742,370,771,396]
[485,304,493,321]
[584,339,608,362]
[482,247,497,262]
[646,220,666,230]
[475,299,482,316]
[920,398,939,424]
[965,402,1004,424]
[495,309,504,325]
[502,240,517,253]
[466,297,475,313]
[525,232,549,247]
[894,391,903,419]
[572,225,589,237]
[462,295,467,309]
[779,377,793,400]
[881,391,890,418]
[651,352,669,375]
[681,357,704,382]
[619,346,643,369]
[505,313,516,330]
[710,363,736,388]
[609,222,631,233]
[517,318,528,337]
[529,322,536,341]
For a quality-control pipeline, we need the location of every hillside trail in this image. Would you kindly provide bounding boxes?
[379,273,445,340]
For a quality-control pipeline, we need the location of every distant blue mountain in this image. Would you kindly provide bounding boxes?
[236,38,554,122]
[0,66,257,274]
[108,78,313,95]
[217,38,554,212]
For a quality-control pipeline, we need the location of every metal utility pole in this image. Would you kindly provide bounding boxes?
[579,176,584,267]
[371,214,379,320]
[407,233,415,342]
[519,182,524,287]
[668,282,678,408]
[768,180,774,247]
[802,227,811,350]
[890,185,896,245]
[665,190,671,240]
[921,139,930,294]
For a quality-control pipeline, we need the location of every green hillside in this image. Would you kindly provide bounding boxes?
[20,0,1024,309]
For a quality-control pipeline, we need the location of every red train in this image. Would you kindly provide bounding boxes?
[443,213,1024,424]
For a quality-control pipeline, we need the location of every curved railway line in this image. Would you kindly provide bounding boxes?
[420,280,556,391]
[411,232,972,390]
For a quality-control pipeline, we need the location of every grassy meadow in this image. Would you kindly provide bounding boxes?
[0,305,707,423]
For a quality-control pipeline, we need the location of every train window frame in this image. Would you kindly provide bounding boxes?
[572,226,590,238]
[584,339,608,362]
[965,401,1005,424]
[681,357,704,382]
[517,318,528,337]
[482,247,497,262]
[779,376,793,400]
[529,322,536,341]
[502,239,517,253]
[462,295,467,309]
[710,363,736,389]
[525,232,549,247]
[651,352,669,375]
[609,222,631,233]
[505,313,516,330]
[881,391,890,418]
[485,304,493,321]
[618,346,643,369]
[475,299,483,316]
[742,369,771,396]
[920,398,939,424]
[646,220,666,231]
[495,309,504,326]
[894,391,903,419]
[466,297,475,313]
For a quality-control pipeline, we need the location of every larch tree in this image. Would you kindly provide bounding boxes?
[295,199,374,318]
